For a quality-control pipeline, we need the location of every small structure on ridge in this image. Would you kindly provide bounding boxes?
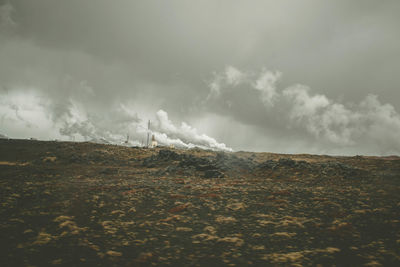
[151,135,158,148]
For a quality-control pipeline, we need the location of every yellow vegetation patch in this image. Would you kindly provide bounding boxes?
[101,221,118,235]
[192,233,219,243]
[33,232,53,245]
[0,161,29,166]
[215,216,237,224]
[364,260,382,267]
[262,247,340,264]
[262,251,304,264]
[226,202,246,211]
[354,209,369,214]
[277,216,305,228]
[110,210,125,216]
[218,236,244,247]
[0,161,17,165]
[42,156,57,163]
[176,227,193,232]
[55,215,87,235]
[258,220,275,226]
[106,250,122,257]
[270,232,297,238]
[51,259,63,265]
[120,221,135,228]
[255,213,275,219]
[204,226,217,235]
[323,247,340,253]
[54,215,74,222]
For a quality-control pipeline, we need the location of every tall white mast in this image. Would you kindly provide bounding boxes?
[146,120,150,147]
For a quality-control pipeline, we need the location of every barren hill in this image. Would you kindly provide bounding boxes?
[0,139,399,266]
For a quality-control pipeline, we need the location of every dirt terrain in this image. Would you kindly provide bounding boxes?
[0,139,399,266]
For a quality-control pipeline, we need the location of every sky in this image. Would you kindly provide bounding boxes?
[1,0,400,155]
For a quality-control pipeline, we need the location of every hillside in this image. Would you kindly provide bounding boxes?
[0,139,399,266]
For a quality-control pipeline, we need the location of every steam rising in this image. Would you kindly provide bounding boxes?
[0,90,232,151]
[153,110,232,151]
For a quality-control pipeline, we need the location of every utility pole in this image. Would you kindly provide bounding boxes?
[146,120,150,147]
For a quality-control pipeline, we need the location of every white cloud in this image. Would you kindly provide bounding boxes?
[283,85,330,118]
[283,85,354,144]
[206,66,282,106]
[206,66,400,154]
[253,69,282,105]
[206,66,246,100]
[225,66,244,86]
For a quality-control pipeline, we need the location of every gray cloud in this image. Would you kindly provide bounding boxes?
[0,1,16,31]
[205,66,400,155]
[1,0,400,155]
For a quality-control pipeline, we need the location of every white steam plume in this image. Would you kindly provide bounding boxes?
[0,90,232,151]
[152,110,232,151]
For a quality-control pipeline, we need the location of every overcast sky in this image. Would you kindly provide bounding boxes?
[1,0,400,155]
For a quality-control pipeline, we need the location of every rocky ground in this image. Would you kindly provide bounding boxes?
[0,139,399,266]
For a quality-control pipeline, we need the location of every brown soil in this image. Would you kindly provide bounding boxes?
[0,139,399,266]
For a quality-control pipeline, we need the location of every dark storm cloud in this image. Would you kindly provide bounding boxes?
[1,0,400,155]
